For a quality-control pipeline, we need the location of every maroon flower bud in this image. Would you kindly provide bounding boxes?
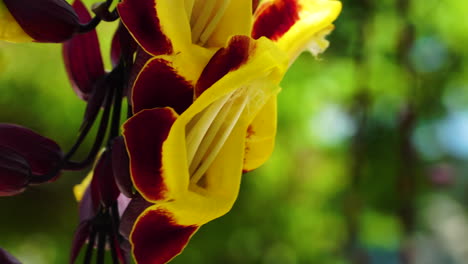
[0,124,63,176]
[91,150,120,207]
[63,0,105,101]
[0,146,30,196]
[112,137,133,198]
[2,0,80,43]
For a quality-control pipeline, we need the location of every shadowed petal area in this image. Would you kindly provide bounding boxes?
[0,146,30,196]
[63,0,105,101]
[132,58,194,114]
[131,208,198,264]
[118,0,173,56]
[0,124,62,175]
[0,248,21,264]
[123,108,179,202]
[4,0,79,42]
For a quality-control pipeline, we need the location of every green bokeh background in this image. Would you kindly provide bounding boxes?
[2,0,468,263]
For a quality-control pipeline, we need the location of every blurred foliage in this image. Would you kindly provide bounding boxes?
[2,0,468,263]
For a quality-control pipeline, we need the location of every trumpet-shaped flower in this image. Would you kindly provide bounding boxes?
[118,0,341,263]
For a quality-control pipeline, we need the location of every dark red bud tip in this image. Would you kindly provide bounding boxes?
[63,0,105,100]
[91,151,120,207]
[0,248,22,264]
[0,146,30,196]
[4,0,80,43]
[0,124,63,176]
[112,137,133,198]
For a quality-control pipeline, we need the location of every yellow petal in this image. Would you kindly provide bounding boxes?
[203,0,253,48]
[156,0,214,57]
[243,94,278,172]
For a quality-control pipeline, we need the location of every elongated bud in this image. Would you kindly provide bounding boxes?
[1,0,79,43]
[0,124,63,176]
[0,146,30,196]
[91,150,120,207]
[112,137,133,198]
[63,0,105,100]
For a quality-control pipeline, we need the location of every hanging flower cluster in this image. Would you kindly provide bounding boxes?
[0,0,341,263]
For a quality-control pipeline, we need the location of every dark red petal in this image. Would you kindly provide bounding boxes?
[111,23,137,67]
[62,0,105,100]
[252,0,300,41]
[0,124,62,175]
[0,248,21,264]
[120,195,152,240]
[112,137,133,198]
[132,58,194,114]
[122,108,177,201]
[131,209,198,264]
[117,0,173,56]
[4,0,79,43]
[92,150,120,207]
[69,221,91,264]
[196,35,252,97]
[0,146,30,197]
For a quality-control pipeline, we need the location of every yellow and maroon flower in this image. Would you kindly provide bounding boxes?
[118,0,341,263]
